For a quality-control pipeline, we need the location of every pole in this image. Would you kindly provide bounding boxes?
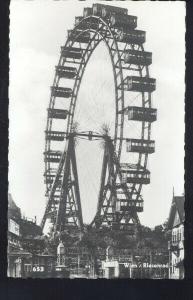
[78,253,80,276]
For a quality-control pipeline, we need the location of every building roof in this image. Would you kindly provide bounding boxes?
[8,193,21,220]
[167,195,185,230]
[19,218,42,237]
[8,250,32,257]
[174,196,184,222]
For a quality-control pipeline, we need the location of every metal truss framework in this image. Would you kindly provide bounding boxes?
[41,3,157,235]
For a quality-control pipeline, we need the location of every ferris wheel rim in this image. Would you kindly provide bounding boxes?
[45,15,125,193]
[42,8,155,232]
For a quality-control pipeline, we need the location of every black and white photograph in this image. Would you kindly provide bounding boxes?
[8,1,185,279]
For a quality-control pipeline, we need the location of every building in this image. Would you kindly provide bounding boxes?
[56,243,93,278]
[8,216,23,277]
[8,193,32,277]
[101,246,168,279]
[8,193,47,277]
[167,193,184,279]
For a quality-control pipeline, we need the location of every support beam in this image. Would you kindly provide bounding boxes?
[41,136,83,235]
[55,136,83,233]
[92,138,140,232]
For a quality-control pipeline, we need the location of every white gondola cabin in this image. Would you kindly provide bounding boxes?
[44,151,62,163]
[45,131,66,141]
[126,139,155,154]
[121,168,150,184]
[119,199,143,213]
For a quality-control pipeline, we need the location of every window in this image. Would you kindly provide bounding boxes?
[179,231,181,241]
[24,264,32,274]
[181,227,184,240]
[172,231,176,242]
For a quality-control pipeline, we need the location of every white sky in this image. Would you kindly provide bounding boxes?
[9,0,185,228]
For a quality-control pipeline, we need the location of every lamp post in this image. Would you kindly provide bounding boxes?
[57,241,65,266]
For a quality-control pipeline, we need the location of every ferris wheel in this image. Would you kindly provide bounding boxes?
[41,3,156,235]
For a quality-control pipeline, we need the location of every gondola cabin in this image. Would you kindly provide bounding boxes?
[93,3,128,17]
[48,108,69,120]
[75,17,98,30]
[61,46,83,60]
[45,130,66,141]
[102,4,128,18]
[44,170,62,185]
[55,66,77,79]
[124,76,156,93]
[117,29,146,45]
[44,151,62,163]
[83,7,93,17]
[118,199,143,213]
[126,139,155,154]
[124,49,152,66]
[110,14,137,29]
[75,17,83,26]
[121,166,150,184]
[51,86,72,98]
[127,106,157,122]
[68,30,90,44]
